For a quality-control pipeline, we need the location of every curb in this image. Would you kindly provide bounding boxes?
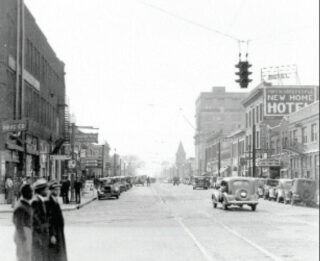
[0,196,97,214]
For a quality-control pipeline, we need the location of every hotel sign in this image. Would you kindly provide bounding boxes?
[264,87,316,116]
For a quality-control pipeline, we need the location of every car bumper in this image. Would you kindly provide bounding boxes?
[98,192,119,198]
[227,200,258,205]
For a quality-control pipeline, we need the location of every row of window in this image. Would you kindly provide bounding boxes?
[25,38,62,89]
[246,103,263,128]
[289,123,318,144]
[245,131,260,151]
[24,83,57,131]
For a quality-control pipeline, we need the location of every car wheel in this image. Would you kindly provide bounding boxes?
[115,195,119,199]
[222,198,228,210]
[251,205,257,211]
[290,197,295,206]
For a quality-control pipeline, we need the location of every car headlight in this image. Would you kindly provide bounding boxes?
[115,187,119,191]
[240,192,247,198]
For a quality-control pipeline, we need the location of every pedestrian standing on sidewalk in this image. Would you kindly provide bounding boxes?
[5,176,14,205]
[12,183,33,261]
[31,178,50,261]
[65,177,70,204]
[46,180,68,261]
[74,178,82,204]
[60,178,67,204]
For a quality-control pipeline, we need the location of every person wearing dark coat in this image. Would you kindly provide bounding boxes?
[31,178,50,261]
[65,178,70,204]
[46,180,68,261]
[12,183,33,261]
[74,178,82,204]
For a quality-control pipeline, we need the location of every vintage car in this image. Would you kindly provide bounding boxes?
[289,178,317,206]
[211,177,259,211]
[173,177,180,186]
[193,176,211,190]
[263,179,279,200]
[97,177,120,200]
[275,179,293,203]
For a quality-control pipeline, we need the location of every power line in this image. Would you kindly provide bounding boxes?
[141,1,241,42]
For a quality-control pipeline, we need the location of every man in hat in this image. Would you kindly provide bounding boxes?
[12,183,33,261]
[31,178,50,261]
[46,180,68,261]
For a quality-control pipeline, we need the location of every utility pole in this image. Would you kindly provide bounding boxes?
[252,124,256,177]
[70,122,76,202]
[217,140,221,177]
[101,144,104,177]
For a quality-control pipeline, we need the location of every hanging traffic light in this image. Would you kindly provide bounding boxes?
[235,61,252,88]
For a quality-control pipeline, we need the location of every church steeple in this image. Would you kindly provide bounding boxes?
[176,141,186,165]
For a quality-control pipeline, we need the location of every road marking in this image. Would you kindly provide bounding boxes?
[203,212,283,261]
[175,217,216,261]
[152,186,215,261]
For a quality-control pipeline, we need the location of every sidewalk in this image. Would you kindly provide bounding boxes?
[0,190,97,214]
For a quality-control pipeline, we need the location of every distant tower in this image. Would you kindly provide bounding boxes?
[175,142,186,178]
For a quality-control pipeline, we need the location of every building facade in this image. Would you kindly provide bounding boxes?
[241,83,318,178]
[0,0,68,201]
[194,87,247,175]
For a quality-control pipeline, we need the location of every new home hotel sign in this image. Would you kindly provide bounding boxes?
[264,86,316,116]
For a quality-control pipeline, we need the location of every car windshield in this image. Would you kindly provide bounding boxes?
[267,180,279,186]
[231,180,251,190]
[282,181,293,189]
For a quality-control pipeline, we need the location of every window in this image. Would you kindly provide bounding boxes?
[245,113,248,128]
[256,106,259,123]
[311,123,317,142]
[253,108,256,125]
[302,127,307,143]
[249,111,252,127]
[256,131,260,149]
[293,130,298,144]
[245,136,248,151]
[260,103,263,121]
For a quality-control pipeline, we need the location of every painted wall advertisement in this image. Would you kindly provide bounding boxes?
[264,87,316,116]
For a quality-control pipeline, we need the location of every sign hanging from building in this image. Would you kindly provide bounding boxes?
[264,86,316,116]
[261,65,299,85]
[74,133,98,143]
[2,119,28,133]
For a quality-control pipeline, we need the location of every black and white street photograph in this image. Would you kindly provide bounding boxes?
[0,0,319,260]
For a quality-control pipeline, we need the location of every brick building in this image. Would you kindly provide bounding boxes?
[0,0,68,201]
[194,87,247,175]
[241,82,318,178]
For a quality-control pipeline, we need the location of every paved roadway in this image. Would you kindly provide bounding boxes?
[0,183,318,261]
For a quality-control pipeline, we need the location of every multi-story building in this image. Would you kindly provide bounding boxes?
[0,0,68,201]
[194,87,247,175]
[268,101,319,188]
[241,82,318,178]
[227,129,246,176]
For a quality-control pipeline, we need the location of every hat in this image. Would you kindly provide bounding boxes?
[32,178,48,190]
[48,180,62,190]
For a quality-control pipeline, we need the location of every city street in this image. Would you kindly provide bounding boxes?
[0,183,318,261]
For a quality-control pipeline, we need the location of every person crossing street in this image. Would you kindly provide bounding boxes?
[46,180,68,261]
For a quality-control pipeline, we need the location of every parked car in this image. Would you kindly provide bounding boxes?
[97,177,120,200]
[193,176,210,190]
[211,177,259,211]
[276,179,293,203]
[263,179,279,200]
[173,177,180,186]
[289,178,317,206]
[213,177,224,189]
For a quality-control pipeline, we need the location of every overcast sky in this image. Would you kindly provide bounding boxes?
[24,0,319,175]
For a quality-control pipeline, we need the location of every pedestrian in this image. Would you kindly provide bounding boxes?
[5,176,14,205]
[13,177,22,208]
[74,178,82,204]
[60,179,67,204]
[12,183,33,261]
[146,176,150,187]
[31,178,50,261]
[65,177,70,204]
[46,180,68,261]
